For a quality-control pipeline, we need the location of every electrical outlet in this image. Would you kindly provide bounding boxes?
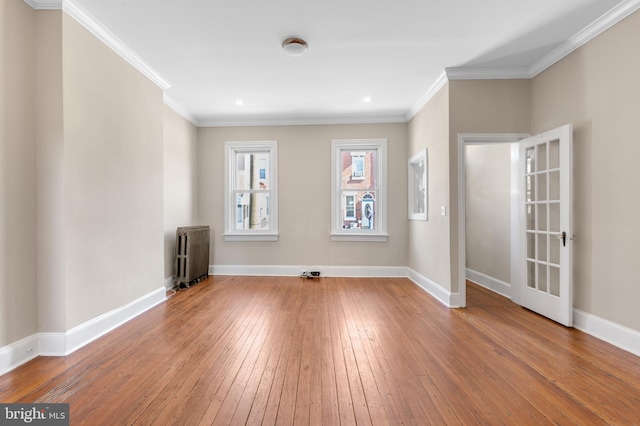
[441,205,447,216]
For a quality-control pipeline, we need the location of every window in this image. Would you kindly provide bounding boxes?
[331,139,387,241]
[344,193,356,220]
[351,152,365,179]
[224,141,278,241]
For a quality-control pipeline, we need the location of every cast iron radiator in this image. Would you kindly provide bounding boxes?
[174,225,210,289]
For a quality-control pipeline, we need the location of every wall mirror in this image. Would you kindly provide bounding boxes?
[408,149,428,221]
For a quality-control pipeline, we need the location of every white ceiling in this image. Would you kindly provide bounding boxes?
[54,0,632,126]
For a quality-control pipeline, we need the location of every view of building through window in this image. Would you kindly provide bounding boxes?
[340,149,377,230]
[234,152,270,230]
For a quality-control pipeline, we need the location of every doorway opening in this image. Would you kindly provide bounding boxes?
[457,133,528,308]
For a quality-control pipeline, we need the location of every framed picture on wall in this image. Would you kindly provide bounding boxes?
[408,149,428,220]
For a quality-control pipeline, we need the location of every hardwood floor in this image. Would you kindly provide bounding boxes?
[1,276,639,424]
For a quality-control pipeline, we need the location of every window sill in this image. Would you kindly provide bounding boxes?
[330,233,388,242]
[224,233,279,242]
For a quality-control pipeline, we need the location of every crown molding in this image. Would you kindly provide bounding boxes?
[163,95,199,126]
[23,0,62,9]
[405,71,448,121]
[198,113,408,128]
[63,0,170,89]
[530,0,640,77]
[23,0,170,90]
[444,66,530,80]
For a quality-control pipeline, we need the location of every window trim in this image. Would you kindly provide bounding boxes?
[224,140,278,242]
[331,138,388,242]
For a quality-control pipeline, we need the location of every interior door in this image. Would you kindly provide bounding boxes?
[519,124,573,326]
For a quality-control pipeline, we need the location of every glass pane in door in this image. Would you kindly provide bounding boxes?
[538,173,547,201]
[527,261,536,288]
[526,148,535,173]
[537,144,547,171]
[549,171,560,200]
[550,266,560,297]
[549,139,560,169]
[549,203,560,232]
[537,204,547,231]
[538,264,548,292]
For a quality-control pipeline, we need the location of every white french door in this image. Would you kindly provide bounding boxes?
[518,124,573,326]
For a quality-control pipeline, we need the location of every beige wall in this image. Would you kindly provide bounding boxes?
[531,10,640,331]
[0,0,37,346]
[3,0,639,353]
[449,79,531,293]
[198,123,408,268]
[35,10,66,333]
[465,144,512,283]
[407,84,451,289]
[163,106,198,279]
[62,15,165,329]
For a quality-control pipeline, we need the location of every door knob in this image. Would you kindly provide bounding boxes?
[557,231,567,247]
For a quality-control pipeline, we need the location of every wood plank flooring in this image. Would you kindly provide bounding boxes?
[1,276,640,424]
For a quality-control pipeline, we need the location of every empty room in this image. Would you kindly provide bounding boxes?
[1,0,640,424]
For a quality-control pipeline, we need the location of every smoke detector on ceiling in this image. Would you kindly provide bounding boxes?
[282,37,308,57]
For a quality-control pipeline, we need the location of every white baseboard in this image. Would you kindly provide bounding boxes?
[38,333,66,356]
[209,264,408,278]
[64,287,166,355]
[0,335,39,376]
[407,268,459,307]
[1,286,166,374]
[466,268,512,299]
[573,309,640,357]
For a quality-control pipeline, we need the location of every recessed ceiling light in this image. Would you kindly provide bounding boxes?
[235,99,243,106]
[363,96,372,103]
[282,37,308,57]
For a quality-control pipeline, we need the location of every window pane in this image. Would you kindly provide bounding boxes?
[537,173,547,201]
[550,266,560,297]
[538,263,548,292]
[235,192,270,230]
[235,152,270,190]
[526,148,535,174]
[538,233,547,262]
[550,236,560,265]
[341,150,376,190]
[526,204,535,230]
[537,143,547,172]
[537,203,547,231]
[527,261,536,288]
[549,202,560,232]
[340,191,376,230]
[526,175,535,203]
[549,170,560,200]
[549,139,560,169]
[526,232,535,259]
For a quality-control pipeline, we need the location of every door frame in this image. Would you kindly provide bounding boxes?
[457,133,529,307]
